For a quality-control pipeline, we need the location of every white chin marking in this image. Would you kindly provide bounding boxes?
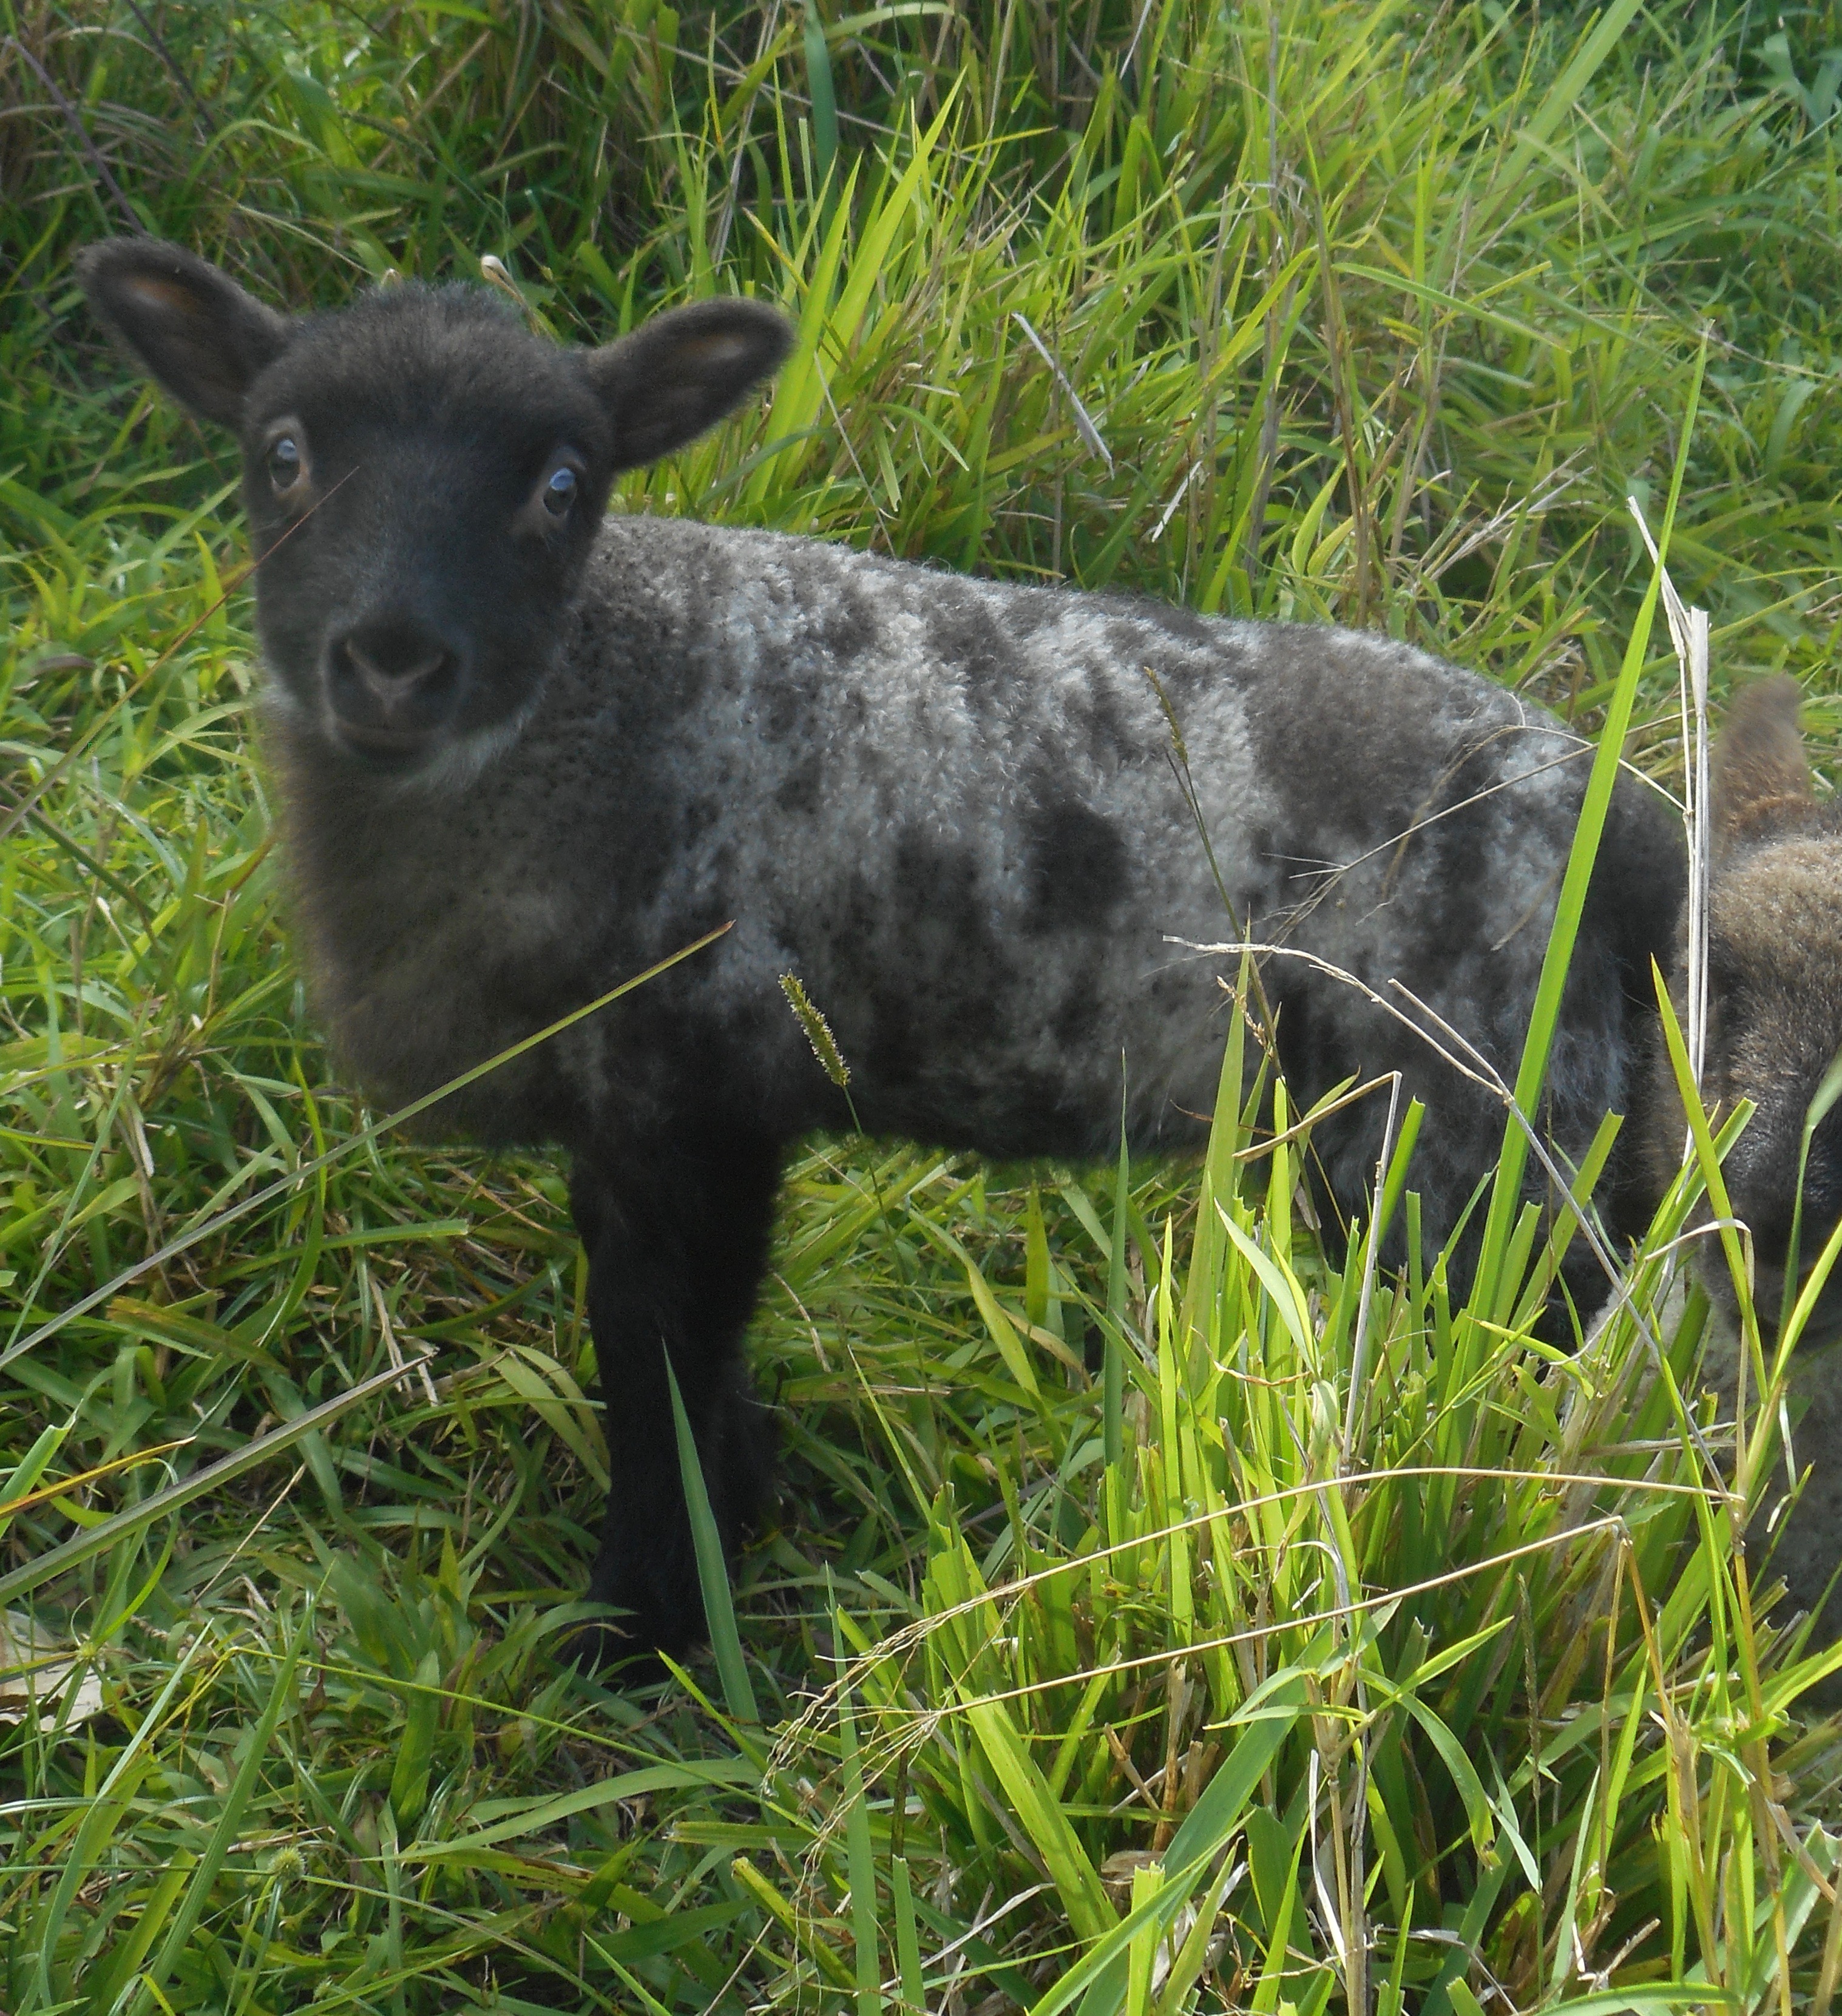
[401,702,541,791]
[260,680,538,790]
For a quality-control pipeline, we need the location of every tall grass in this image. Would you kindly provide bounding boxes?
[5,0,1842,2008]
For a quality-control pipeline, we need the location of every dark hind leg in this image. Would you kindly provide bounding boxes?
[568,1126,784,1666]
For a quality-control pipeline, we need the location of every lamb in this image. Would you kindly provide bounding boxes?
[76,238,1696,1665]
[1639,677,1842,1645]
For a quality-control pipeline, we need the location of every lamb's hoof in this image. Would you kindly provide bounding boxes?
[564,1611,681,1686]
[575,1554,709,1680]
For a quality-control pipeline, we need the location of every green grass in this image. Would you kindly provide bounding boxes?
[7,0,1842,2008]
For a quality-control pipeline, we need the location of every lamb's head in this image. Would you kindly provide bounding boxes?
[1649,677,1842,1344]
[77,240,791,774]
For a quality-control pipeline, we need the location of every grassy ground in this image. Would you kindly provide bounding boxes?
[7,0,1842,2009]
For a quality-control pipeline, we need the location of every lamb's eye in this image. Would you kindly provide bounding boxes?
[543,465,578,518]
[266,435,303,493]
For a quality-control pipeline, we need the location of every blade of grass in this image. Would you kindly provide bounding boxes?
[667,1356,760,1724]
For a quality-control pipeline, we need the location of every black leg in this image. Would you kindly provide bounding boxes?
[568,1126,784,1666]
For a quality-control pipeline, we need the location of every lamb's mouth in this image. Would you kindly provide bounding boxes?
[328,716,450,770]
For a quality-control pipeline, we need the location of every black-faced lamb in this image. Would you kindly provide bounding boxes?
[78,239,1700,1664]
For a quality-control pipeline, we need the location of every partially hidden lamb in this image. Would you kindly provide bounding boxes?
[1641,676,1842,1649]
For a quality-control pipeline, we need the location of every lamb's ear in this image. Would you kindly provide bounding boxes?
[1712,675,1814,853]
[76,239,293,431]
[586,298,794,471]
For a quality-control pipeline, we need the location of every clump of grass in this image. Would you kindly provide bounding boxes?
[747,1009,1842,2014]
[5,0,1842,2009]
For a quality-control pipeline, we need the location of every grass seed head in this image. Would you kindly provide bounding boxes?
[780,971,852,1089]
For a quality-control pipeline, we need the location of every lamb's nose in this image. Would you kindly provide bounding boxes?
[326,614,467,762]
[338,616,456,711]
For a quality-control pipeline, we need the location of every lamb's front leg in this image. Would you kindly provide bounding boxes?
[569,1129,784,1666]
